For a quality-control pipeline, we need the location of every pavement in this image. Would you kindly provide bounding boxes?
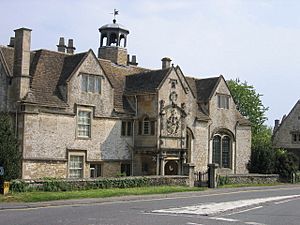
[0,184,299,211]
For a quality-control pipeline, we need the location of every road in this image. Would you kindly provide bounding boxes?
[1,185,300,225]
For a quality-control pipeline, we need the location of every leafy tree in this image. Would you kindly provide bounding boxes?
[0,113,21,181]
[227,79,268,139]
[274,149,299,179]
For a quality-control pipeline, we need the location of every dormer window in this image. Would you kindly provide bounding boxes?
[217,95,229,109]
[81,74,101,94]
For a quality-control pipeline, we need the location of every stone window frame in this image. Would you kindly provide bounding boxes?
[291,132,300,144]
[80,73,103,94]
[76,108,92,139]
[121,163,131,176]
[212,134,232,168]
[68,151,86,179]
[138,116,155,136]
[121,121,133,137]
[217,94,230,109]
[90,163,102,178]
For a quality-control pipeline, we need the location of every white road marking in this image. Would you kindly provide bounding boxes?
[152,195,300,216]
[209,217,239,222]
[244,222,266,225]
[274,197,300,205]
[186,222,203,225]
[226,206,263,216]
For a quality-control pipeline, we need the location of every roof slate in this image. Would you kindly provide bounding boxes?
[99,59,149,113]
[125,68,171,95]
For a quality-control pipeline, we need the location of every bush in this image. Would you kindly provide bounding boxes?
[248,147,275,174]
[217,176,229,186]
[274,149,299,179]
[11,177,151,193]
[0,113,21,181]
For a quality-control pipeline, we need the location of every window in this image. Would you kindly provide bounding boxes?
[121,121,132,136]
[138,117,155,135]
[90,164,101,178]
[69,155,84,178]
[121,163,131,176]
[212,135,231,168]
[143,117,150,135]
[217,95,229,109]
[81,74,101,93]
[292,133,300,144]
[77,111,91,138]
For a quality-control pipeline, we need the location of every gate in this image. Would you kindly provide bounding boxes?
[195,171,209,187]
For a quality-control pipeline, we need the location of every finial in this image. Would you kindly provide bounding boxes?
[111,9,119,23]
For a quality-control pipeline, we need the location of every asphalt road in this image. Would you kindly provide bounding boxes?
[1,185,300,225]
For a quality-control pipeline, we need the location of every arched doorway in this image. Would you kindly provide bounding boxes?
[165,161,178,175]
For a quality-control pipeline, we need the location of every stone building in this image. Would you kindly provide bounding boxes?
[0,19,251,179]
[272,100,300,165]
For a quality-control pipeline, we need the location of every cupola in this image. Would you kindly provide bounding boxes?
[98,12,129,66]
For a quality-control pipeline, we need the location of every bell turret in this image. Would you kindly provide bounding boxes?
[98,16,129,65]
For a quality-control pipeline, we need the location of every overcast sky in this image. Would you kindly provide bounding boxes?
[1,0,300,127]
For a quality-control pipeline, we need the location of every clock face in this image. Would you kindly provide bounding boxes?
[169,91,178,103]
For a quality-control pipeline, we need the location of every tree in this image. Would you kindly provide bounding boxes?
[227,79,268,137]
[0,113,21,181]
[274,149,299,179]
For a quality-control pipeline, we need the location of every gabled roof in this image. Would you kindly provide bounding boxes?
[186,76,220,102]
[99,59,149,114]
[273,100,300,136]
[125,68,171,95]
[27,49,87,107]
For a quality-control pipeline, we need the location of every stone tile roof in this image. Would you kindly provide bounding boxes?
[0,46,14,76]
[99,59,149,114]
[125,68,171,95]
[26,49,84,107]
[186,76,220,102]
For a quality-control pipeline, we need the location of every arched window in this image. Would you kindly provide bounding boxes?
[212,135,221,164]
[101,34,108,47]
[138,116,155,135]
[119,34,126,47]
[212,134,231,168]
[109,33,118,46]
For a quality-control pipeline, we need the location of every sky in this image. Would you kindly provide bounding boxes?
[1,0,300,127]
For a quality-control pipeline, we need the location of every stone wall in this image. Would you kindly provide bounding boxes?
[220,174,279,185]
[22,160,67,179]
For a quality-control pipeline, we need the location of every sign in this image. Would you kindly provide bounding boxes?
[0,167,4,176]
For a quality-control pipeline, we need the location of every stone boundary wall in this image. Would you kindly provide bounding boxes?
[11,176,189,192]
[220,174,280,185]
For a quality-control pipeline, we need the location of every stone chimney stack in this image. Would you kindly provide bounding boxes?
[161,57,172,69]
[66,39,75,54]
[12,28,32,100]
[57,37,66,53]
[8,37,15,47]
[274,119,280,130]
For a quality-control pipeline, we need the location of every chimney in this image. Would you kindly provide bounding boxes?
[57,37,66,53]
[12,28,32,100]
[127,54,138,66]
[274,119,280,130]
[161,57,172,69]
[8,37,15,47]
[66,39,75,54]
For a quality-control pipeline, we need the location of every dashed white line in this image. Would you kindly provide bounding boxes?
[209,217,239,222]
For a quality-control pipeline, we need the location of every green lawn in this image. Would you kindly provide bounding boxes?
[0,186,204,203]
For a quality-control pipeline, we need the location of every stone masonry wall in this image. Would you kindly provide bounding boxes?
[23,161,67,179]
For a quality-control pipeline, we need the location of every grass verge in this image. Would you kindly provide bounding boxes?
[0,186,204,203]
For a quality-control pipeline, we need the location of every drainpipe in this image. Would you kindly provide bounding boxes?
[234,121,238,174]
[131,95,138,176]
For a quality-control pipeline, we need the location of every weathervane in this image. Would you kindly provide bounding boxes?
[111,9,119,23]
